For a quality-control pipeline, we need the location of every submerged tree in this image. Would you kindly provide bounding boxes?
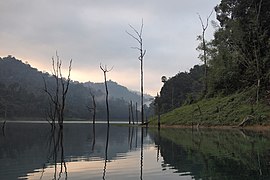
[44,53,72,129]
[87,91,97,151]
[126,20,146,124]
[100,64,113,125]
[87,91,96,124]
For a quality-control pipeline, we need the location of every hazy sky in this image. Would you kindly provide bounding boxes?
[0,0,220,95]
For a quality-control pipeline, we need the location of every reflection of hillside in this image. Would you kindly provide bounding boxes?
[0,123,142,179]
[151,128,270,180]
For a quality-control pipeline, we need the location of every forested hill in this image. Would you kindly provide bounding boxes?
[152,0,270,126]
[157,65,204,113]
[83,81,153,105]
[0,56,151,120]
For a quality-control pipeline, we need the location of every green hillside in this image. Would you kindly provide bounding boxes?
[151,89,270,126]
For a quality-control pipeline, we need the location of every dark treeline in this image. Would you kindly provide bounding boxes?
[0,55,146,120]
[154,0,270,114]
[155,65,204,114]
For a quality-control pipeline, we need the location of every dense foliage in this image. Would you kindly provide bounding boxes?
[154,0,270,117]
[208,0,270,97]
[156,65,204,113]
[0,56,147,120]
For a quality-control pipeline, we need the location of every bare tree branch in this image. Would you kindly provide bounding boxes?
[197,10,214,31]
[126,19,146,124]
[43,53,72,129]
[197,10,214,95]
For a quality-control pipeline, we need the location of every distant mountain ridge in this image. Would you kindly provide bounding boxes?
[0,55,153,120]
[83,81,153,105]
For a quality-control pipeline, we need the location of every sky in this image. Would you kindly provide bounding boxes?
[0,0,220,96]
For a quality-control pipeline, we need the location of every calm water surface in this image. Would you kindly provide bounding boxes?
[0,122,270,179]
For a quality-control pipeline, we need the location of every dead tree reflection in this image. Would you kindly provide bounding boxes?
[128,126,134,150]
[156,128,161,162]
[41,128,67,180]
[92,124,96,152]
[2,120,6,136]
[140,127,144,180]
[102,124,110,180]
[128,126,131,145]
[135,126,138,148]
[129,126,134,150]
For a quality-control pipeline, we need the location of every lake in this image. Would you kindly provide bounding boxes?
[0,121,270,179]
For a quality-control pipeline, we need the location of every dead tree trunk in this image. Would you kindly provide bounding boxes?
[136,102,138,124]
[197,11,213,96]
[130,101,135,124]
[155,93,161,129]
[87,91,97,150]
[126,20,146,124]
[128,104,131,124]
[43,53,72,129]
[2,120,6,136]
[100,64,113,125]
[87,92,96,125]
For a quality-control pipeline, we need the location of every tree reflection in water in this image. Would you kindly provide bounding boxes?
[40,128,67,180]
[150,128,270,180]
[92,123,96,152]
[102,124,110,180]
[140,127,144,180]
[1,121,6,137]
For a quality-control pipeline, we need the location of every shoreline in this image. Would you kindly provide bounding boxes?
[150,124,270,132]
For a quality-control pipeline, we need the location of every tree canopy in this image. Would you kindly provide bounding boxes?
[208,0,270,97]
[155,0,270,115]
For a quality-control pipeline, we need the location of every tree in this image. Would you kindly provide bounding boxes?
[197,10,214,95]
[0,56,134,120]
[208,0,270,100]
[44,53,72,129]
[126,20,146,124]
[154,93,161,129]
[161,76,167,83]
[87,91,96,124]
[157,65,204,113]
[100,64,113,125]
[130,100,135,124]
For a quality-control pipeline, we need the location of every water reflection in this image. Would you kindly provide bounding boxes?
[0,123,154,179]
[102,124,109,180]
[151,128,270,180]
[50,129,67,180]
[0,122,270,180]
[1,121,6,137]
[140,127,144,180]
[91,122,96,152]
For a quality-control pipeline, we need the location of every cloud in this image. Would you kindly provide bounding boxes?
[0,0,220,95]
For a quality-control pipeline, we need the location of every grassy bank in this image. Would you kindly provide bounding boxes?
[150,90,270,126]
